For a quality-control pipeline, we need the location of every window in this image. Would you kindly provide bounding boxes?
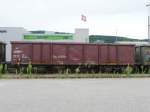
[0,30,7,33]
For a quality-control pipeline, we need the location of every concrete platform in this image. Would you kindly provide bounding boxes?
[0,79,150,112]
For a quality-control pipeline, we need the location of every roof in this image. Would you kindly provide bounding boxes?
[11,41,135,46]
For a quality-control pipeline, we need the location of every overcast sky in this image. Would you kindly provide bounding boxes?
[0,0,148,39]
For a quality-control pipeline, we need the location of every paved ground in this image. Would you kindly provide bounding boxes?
[0,78,150,112]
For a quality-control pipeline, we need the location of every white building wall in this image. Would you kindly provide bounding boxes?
[74,28,89,43]
[0,27,28,61]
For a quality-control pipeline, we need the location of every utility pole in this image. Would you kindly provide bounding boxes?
[115,29,118,42]
[146,3,150,43]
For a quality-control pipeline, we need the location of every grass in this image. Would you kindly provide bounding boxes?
[2,63,149,79]
[0,73,150,79]
[0,64,149,79]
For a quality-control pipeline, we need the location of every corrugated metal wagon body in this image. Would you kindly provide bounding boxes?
[11,42,135,66]
[68,44,83,65]
[41,44,51,64]
[52,43,67,65]
[99,44,135,65]
[84,44,99,64]
[117,45,135,65]
[11,42,32,64]
[99,45,117,65]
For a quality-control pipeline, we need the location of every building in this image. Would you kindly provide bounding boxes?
[24,31,74,42]
[0,27,28,61]
[24,28,89,43]
[74,28,89,43]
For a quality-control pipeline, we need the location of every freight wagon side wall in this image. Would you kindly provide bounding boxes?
[52,44,67,65]
[11,42,135,66]
[52,43,99,65]
[11,43,99,65]
[42,44,51,64]
[98,45,135,65]
[99,45,117,65]
[84,44,99,64]
[68,44,83,64]
[117,45,135,65]
[32,43,52,64]
[11,43,32,64]
[11,43,51,64]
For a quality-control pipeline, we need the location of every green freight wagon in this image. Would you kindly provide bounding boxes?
[135,45,150,65]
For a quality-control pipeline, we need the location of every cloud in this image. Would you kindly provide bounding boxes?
[0,0,148,39]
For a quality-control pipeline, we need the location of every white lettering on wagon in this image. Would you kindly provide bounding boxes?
[13,47,31,63]
[53,55,66,59]
[13,47,23,54]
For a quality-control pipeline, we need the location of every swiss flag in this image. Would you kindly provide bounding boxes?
[81,14,87,22]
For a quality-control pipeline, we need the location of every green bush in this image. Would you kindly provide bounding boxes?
[4,64,7,74]
[124,64,133,76]
[27,62,32,75]
[141,66,146,74]
[148,68,150,74]
[75,67,80,74]
[0,64,3,74]
[33,67,38,74]
[65,68,69,75]
[0,64,3,78]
